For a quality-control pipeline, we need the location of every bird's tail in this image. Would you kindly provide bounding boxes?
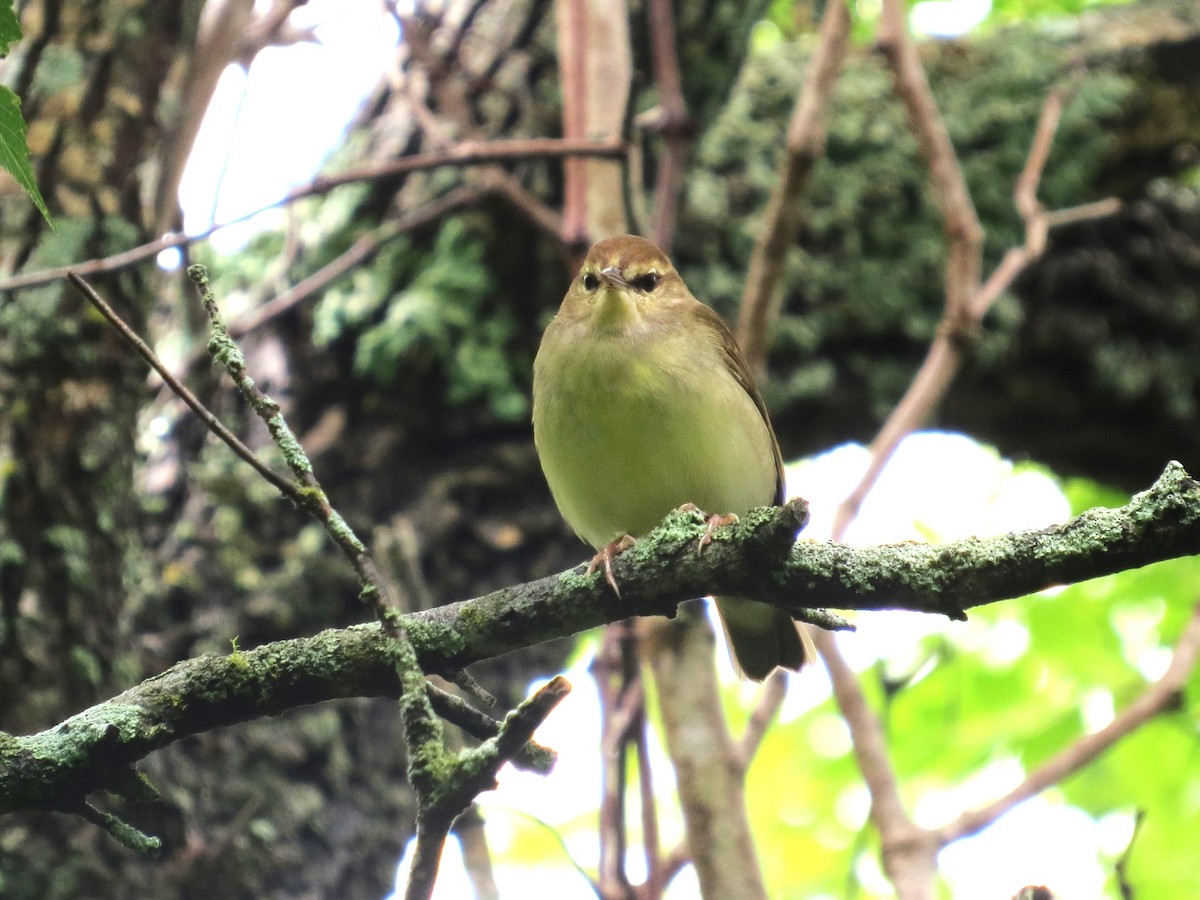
[715,595,813,681]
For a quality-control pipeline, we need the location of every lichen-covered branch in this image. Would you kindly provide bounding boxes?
[1,462,1197,817]
[429,461,1200,661]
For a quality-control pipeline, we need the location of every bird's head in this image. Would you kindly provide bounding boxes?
[560,234,689,333]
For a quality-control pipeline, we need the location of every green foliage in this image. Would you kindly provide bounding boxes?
[737,472,1200,898]
[0,0,19,53]
[1,216,143,374]
[0,0,51,224]
[671,0,773,128]
[0,86,50,223]
[313,217,528,421]
[679,23,1131,414]
[988,0,1135,28]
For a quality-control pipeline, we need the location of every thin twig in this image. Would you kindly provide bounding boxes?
[938,603,1200,845]
[645,0,692,250]
[876,0,983,325]
[188,267,381,585]
[736,0,853,374]
[71,801,163,855]
[227,185,486,340]
[1043,197,1121,229]
[0,138,623,293]
[66,273,299,500]
[250,138,630,215]
[735,670,789,771]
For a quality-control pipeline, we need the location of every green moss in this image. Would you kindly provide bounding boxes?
[557,568,600,591]
[266,414,313,475]
[26,703,148,765]
[325,509,364,552]
[206,332,246,374]
[401,615,466,657]
[310,216,529,421]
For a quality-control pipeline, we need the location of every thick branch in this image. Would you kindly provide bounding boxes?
[1,463,1197,815]
[645,604,768,900]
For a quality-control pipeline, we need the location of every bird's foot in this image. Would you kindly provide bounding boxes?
[699,510,739,554]
[676,504,739,554]
[586,534,637,597]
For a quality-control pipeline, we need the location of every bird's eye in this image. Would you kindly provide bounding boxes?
[633,272,660,292]
[582,272,600,291]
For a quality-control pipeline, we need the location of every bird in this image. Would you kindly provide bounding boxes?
[531,234,811,680]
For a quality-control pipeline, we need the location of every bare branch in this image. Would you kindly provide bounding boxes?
[817,74,1121,900]
[66,273,300,500]
[876,0,983,324]
[938,602,1200,845]
[644,0,693,250]
[831,87,1119,538]
[814,627,939,899]
[279,138,627,201]
[0,138,622,293]
[735,670,789,772]
[226,185,487,340]
[737,0,853,374]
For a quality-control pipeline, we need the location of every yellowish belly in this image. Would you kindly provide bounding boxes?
[533,331,777,549]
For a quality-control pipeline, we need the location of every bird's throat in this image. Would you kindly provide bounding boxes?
[591,285,639,332]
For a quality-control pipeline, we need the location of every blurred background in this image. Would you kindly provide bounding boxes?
[1,0,1198,897]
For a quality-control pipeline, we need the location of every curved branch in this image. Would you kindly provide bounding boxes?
[1,463,1197,816]
[937,600,1200,845]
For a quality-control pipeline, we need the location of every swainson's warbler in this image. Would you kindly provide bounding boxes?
[532,235,811,680]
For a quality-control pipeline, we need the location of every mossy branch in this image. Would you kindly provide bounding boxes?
[2,461,1197,819]
[65,269,565,880]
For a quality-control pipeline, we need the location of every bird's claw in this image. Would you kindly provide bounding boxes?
[675,503,738,554]
[586,534,637,597]
[697,509,738,554]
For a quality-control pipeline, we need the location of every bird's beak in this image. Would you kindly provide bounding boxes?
[598,266,629,288]
[589,264,639,331]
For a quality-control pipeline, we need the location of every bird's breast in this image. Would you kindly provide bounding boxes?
[532,325,777,549]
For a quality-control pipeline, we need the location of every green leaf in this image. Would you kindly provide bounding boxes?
[0,85,52,224]
[0,3,50,223]
[0,0,20,56]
